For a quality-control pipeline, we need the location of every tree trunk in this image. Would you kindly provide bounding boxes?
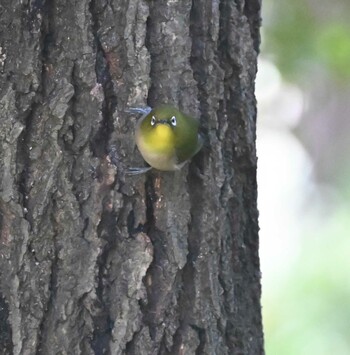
[0,0,263,354]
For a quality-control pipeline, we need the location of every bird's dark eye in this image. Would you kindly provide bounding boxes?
[171,116,177,126]
[151,116,156,126]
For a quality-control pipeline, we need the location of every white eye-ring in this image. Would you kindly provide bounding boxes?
[171,116,177,126]
[151,116,156,126]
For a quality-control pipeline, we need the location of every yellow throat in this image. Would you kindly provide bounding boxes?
[136,123,177,170]
[144,124,175,153]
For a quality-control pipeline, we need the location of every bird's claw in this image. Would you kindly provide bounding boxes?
[125,107,152,116]
[126,166,153,175]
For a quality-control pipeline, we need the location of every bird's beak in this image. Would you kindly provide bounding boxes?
[156,119,170,126]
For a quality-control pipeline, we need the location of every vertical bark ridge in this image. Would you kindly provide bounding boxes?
[217,1,263,353]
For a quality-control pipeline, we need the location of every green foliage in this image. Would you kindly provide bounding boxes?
[261,1,350,353]
[316,23,350,79]
[264,0,350,82]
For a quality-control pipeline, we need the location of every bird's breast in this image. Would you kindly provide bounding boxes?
[136,124,177,170]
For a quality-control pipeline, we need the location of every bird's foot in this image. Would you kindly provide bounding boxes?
[125,106,152,116]
[126,166,153,175]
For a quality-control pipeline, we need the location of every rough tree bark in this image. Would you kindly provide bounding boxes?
[0,0,262,354]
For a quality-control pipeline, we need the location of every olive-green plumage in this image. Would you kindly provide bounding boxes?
[135,105,202,171]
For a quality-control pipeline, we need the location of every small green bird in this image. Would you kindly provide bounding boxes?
[127,105,202,174]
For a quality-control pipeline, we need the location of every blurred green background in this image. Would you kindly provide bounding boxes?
[256,0,350,354]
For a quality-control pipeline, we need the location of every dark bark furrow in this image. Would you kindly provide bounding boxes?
[0,294,12,355]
